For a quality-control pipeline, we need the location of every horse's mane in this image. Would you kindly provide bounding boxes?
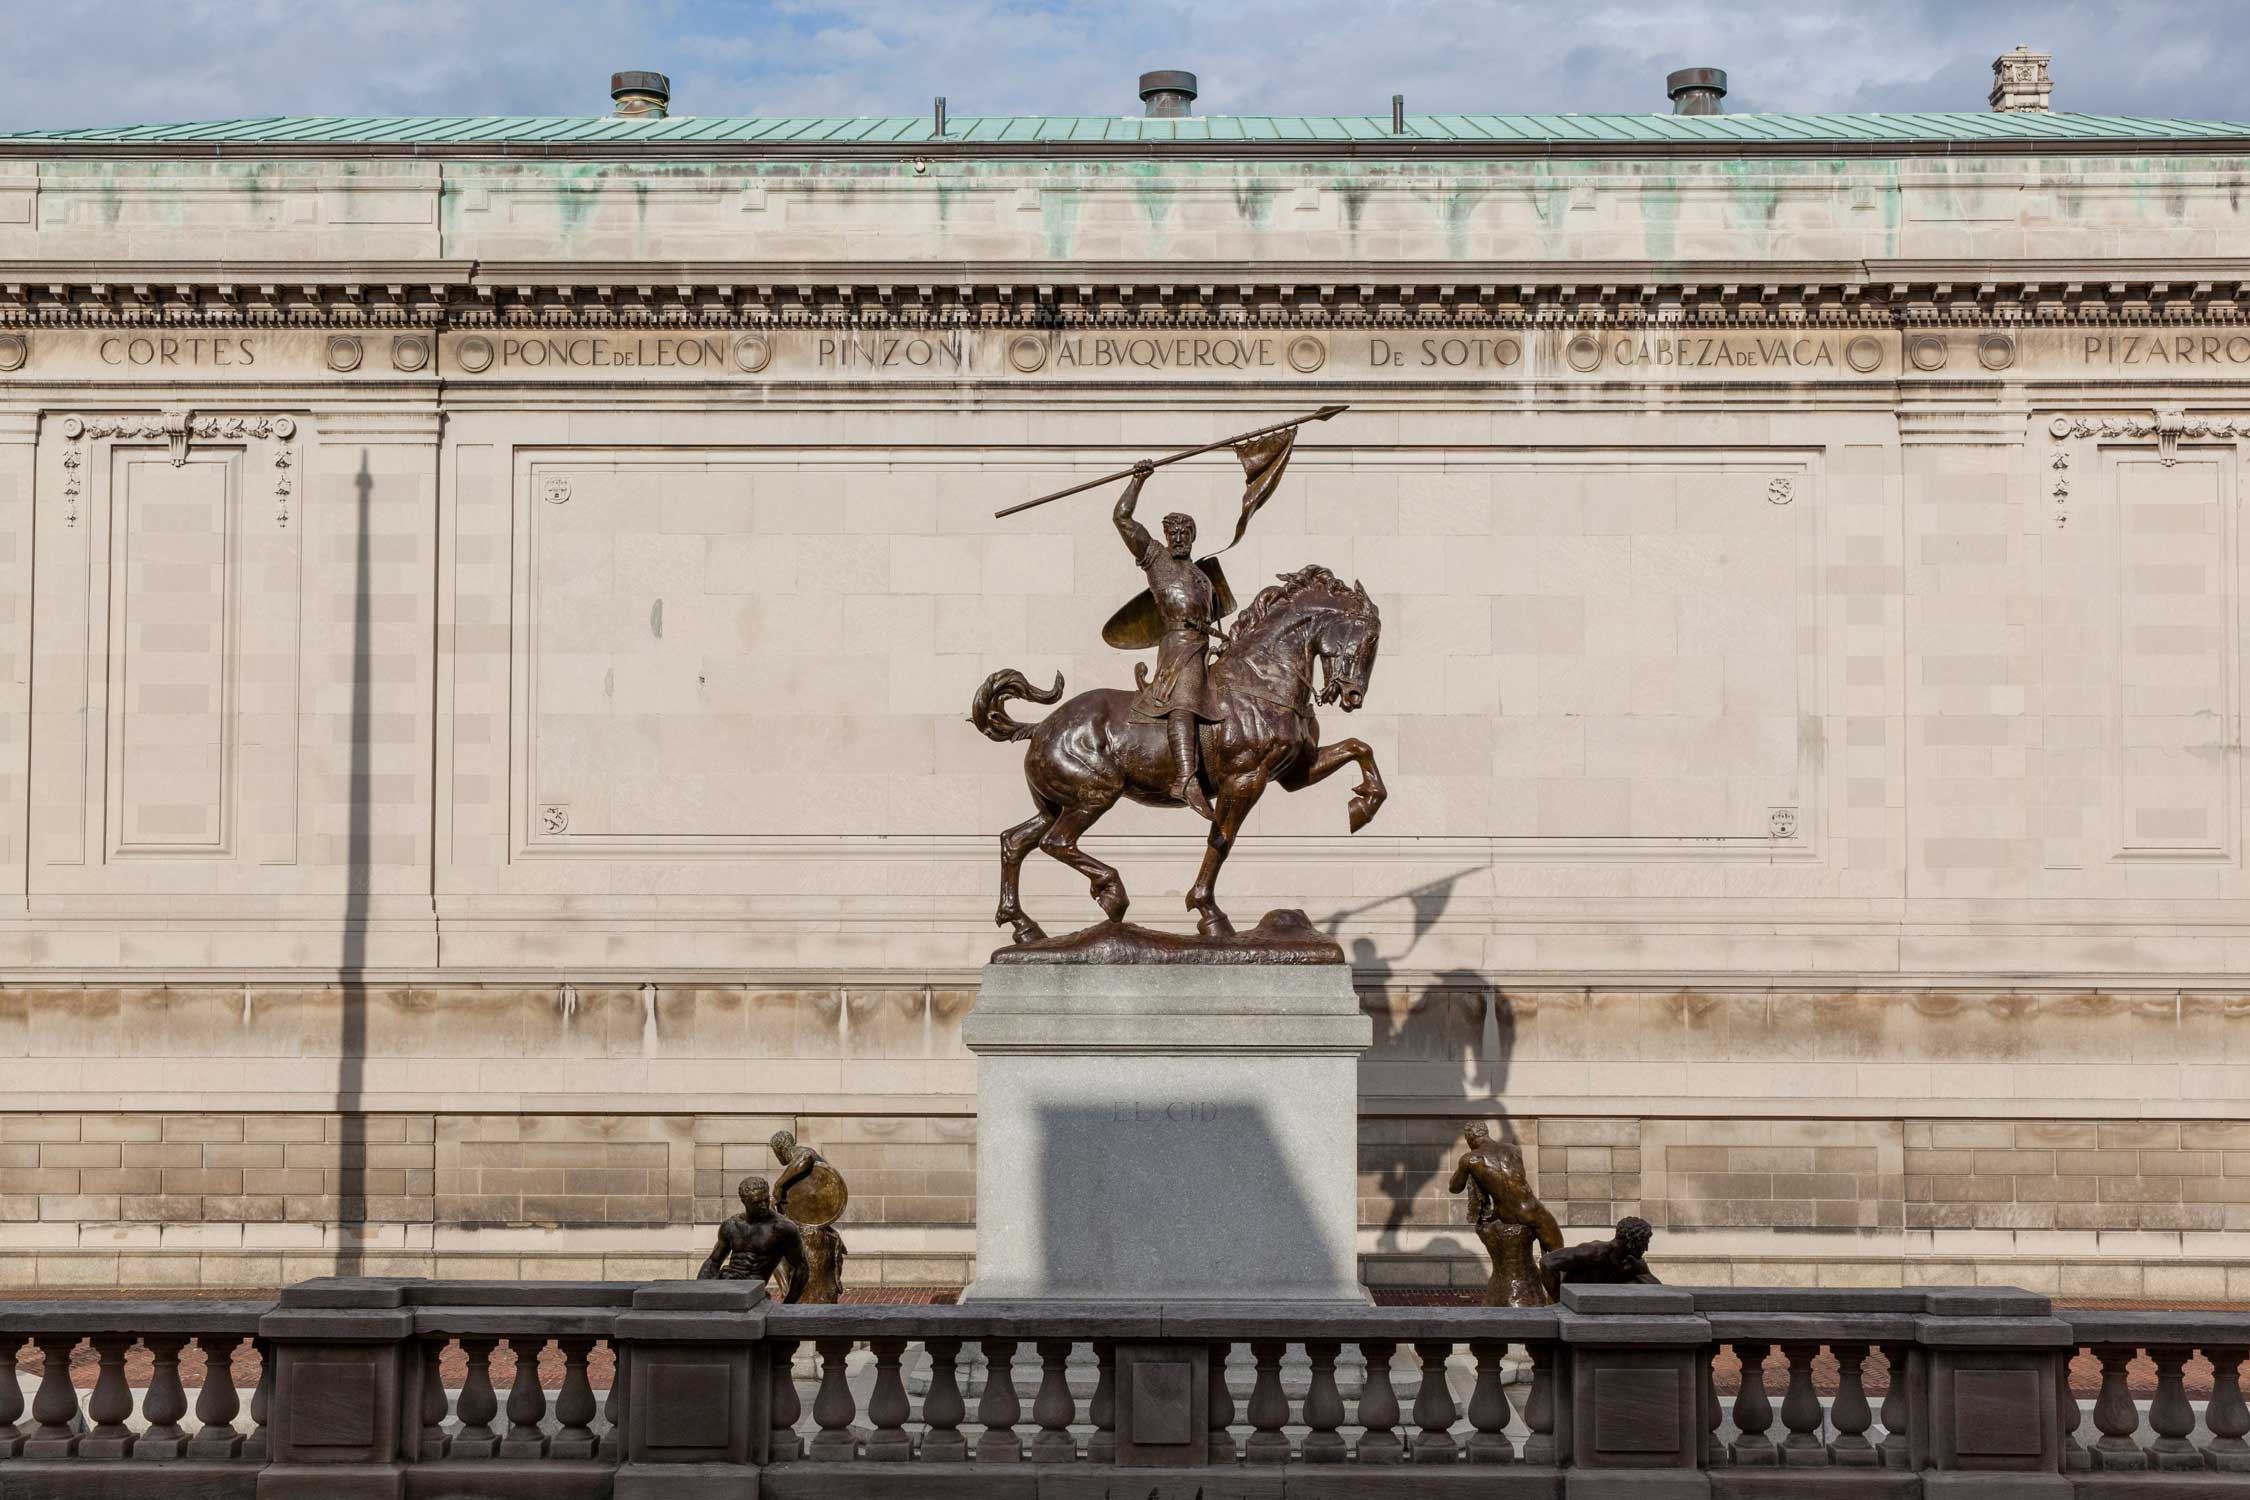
[1227,563,1377,647]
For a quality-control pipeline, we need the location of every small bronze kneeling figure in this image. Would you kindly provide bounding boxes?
[1542,1215,1660,1287]
[696,1175,809,1301]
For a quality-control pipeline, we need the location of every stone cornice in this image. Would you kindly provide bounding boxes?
[6,136,2250,165]
[5,258,2250,327]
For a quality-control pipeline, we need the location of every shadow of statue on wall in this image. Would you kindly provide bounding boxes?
[1326,867,1520,1264]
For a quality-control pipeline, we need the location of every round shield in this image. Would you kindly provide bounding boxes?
[778,1160,849,1227]
[1100,556,1237,650]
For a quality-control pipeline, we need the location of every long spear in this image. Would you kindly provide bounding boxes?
[993,404,1348,519]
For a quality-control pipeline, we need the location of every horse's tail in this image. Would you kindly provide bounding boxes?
[969,668,1063,742]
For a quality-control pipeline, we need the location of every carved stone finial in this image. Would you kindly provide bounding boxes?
[1989,45,2053,113]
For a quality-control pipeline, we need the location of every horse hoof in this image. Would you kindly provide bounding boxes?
[1348,795,1380,833]
[1011,920,1048,945]
[1094,880,1129,923]
[1198,911,1235,939]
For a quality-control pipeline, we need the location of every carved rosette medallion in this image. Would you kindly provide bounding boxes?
[58,412,298,527]
[732,335,773,373]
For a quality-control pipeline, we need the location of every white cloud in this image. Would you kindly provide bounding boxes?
[0,0,2238,131]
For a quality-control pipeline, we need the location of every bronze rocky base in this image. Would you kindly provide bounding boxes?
[988,906,1344,965]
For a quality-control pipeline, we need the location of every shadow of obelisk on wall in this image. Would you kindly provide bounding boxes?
[335,451,373,1277]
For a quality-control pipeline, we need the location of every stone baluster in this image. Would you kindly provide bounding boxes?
[1206,1342,1238,1463]
[1778,1342,1828,1465]
[1356,1340,1402,1464]
[1521,1342,1558,1465]
[76,1334,135,1458]
[1086,1342,1117,1463]
[1704,1345,1727,1466]
[1877,1342,1910,1469]
[809,1336,857,1460]
[1466,1340,1514,1463]
[600,1341,630,1462]
[975,1337,1022,1462]
[552,1337,598,1460]
[2089,1346,2148,1470]
[135,1335,190,1460]
[417,1338,450,1460]
[920,1338,966,1461]
[1730,1341,1778,1465]
[2205,1346,2250,1473]
[1411,1340,1460,1463]
[450,1336,501,1457]
[242,1336,273,1463]
[2145,1346,2200,1470]
[22,1334,80,1458]
[499,1337,550,1458]
[1829,1342,1875,1466]
[1230,1340,1281,1462]
[1302,1340,1347,1462]
[187,1334,244,1459]
[866,1337,914,1461]
[2051,1358,2093,1482]
[0,1336,24,1458]
[1031,1339,1077,1462]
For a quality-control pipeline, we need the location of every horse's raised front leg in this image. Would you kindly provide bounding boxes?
[1039,802,1129,923]
[1186,778,1263,938]
[1283,737,1388,832]
[996,807,1054,945]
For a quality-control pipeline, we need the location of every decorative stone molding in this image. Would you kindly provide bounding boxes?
[2049,410,2250,465]
[3,268,2250,328]
[2046,408,2250,530]
[57,411,297,527]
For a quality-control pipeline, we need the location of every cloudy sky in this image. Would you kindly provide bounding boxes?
[0,0,2236,131]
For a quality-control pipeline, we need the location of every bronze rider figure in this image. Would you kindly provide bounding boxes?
[1114,459,1221,820]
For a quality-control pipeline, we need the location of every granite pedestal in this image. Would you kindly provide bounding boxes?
[961,959,1372,1303]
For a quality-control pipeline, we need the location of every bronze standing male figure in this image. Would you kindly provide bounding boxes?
[1449,1124,1564,1307]
[768,1129,849,1303]
[1114,460,1219,821]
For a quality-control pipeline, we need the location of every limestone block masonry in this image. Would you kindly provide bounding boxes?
[0,110,2246,1288]
[960,963,1372,1302]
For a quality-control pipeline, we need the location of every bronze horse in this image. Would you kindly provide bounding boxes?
[970,564,1386,942]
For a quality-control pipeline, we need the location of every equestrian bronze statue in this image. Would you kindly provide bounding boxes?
[971,409,1387,945]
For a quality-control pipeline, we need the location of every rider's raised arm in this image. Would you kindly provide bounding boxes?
[1113,463,1157,561]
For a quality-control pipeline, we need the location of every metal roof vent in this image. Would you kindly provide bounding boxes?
[612,71,671,119]
[1139,70,1198,118]
[1666,67,1727,115]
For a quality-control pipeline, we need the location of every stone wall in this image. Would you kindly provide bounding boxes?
[2,982,2244,1292]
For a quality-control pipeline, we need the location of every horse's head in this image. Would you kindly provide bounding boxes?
[1313,578,1381,713]
[1225,565,1383,714]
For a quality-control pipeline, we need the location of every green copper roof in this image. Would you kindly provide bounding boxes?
[5,110,2249,151]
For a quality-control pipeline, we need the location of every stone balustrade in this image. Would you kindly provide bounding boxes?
[2,1279,2246,1496]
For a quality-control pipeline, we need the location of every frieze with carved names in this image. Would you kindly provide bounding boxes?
[6,323,2250,383]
